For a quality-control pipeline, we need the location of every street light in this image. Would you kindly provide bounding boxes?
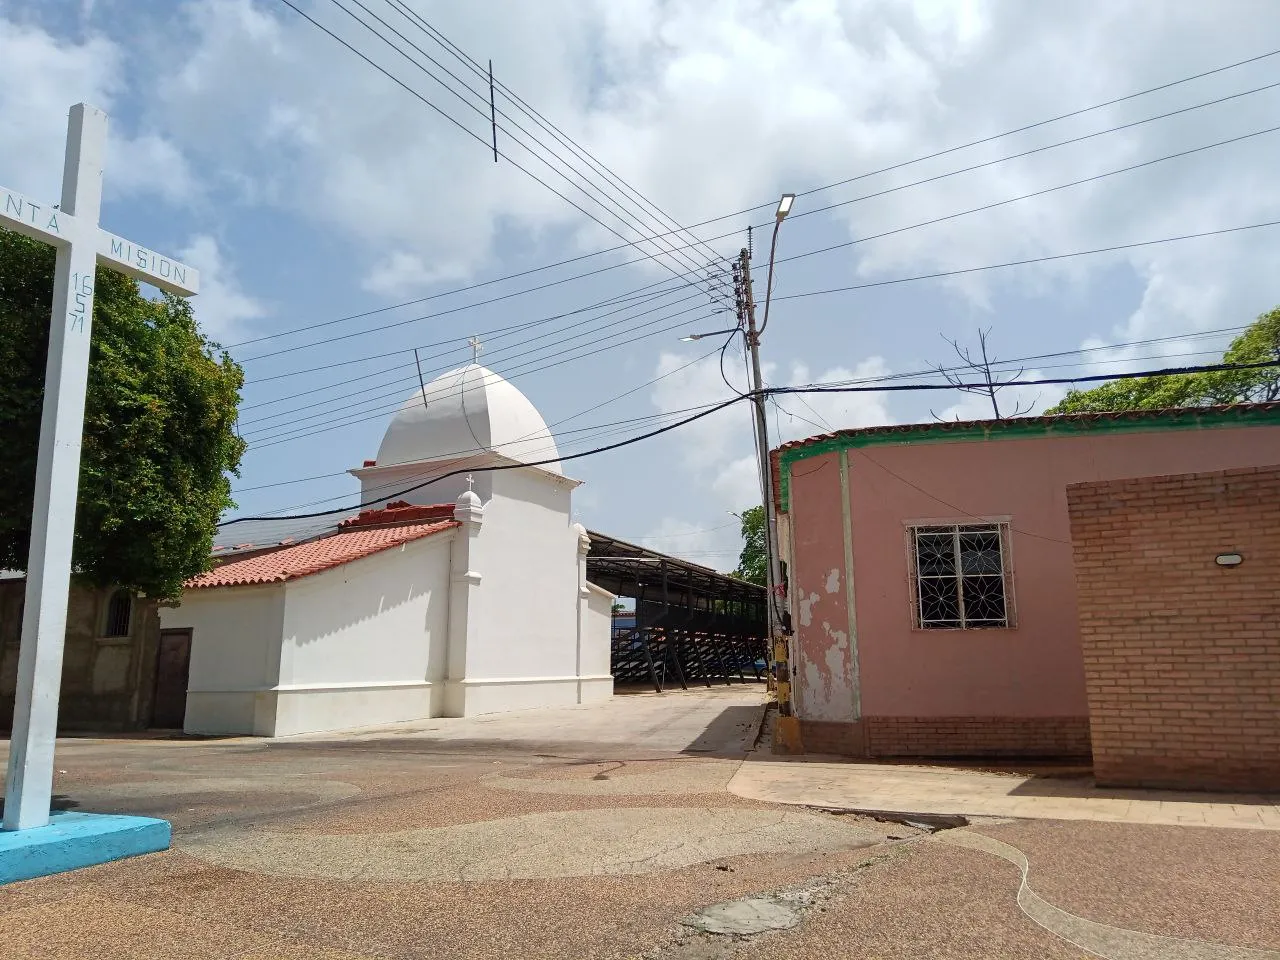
[744,193,796,727]
[760,193,795,338]
[678,327,741,342]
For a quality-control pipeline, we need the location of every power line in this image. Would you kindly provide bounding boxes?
[226,44,1280,351]
[241,214,1269,427]
[223,393,748,524]
[242,301,718,449]
[234,345,727,491]
[382,0,727,273]
[381,0,728,270]
[238,281,704,429]
[243,306,1252,452]
[775,359,1280,397]
[231,341,737,495]
[242,399,728,516]
[774,221,1280,303]
[809,327,1248,390]
[315,0,727,299]
[770,125,1280,274]
[225,357,1280,525]
[241,293,715,441]
[780,80,1280,231]
[241,115,1278,382]
[234,78,1279,365]
[629,521,741,540]
[274,0,729,309]
[245,272,706,383]
[792,54,1280,204]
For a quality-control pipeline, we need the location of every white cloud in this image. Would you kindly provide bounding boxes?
[178,234,268,343]
[647,346,895,550]
[637,515,743,570]
[102,0,1278,364]
[0,18,118,198]
[362,249,472,298]
[108,133,197,205]
[13,0,1278,539]
[772,358,895,444]
[0,14,194,206]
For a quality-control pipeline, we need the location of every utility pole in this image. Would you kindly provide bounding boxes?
[734,246,793,721]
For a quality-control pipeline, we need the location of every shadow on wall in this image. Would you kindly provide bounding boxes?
[287,579,437,647]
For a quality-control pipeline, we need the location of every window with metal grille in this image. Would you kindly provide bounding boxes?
[104,590,132,638]
[909,523,1012,629]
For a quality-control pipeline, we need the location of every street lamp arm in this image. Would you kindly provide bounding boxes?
[758,218,783,338]
[679,327,743,342]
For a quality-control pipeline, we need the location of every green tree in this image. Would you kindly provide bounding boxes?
[1047,307,1280,414]
[733,506,767,586]
[0,228,246,600]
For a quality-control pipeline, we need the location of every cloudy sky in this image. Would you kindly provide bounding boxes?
[2,0,1278,568]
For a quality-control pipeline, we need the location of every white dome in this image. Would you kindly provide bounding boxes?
[376,364,562,474]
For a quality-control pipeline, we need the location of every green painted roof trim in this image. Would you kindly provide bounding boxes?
[776,404,1280,512]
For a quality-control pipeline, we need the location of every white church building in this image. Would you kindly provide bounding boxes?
[159,364,615,737]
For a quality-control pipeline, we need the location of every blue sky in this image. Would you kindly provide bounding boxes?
[3,0,1278,567]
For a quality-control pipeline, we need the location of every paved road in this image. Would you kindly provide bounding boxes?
[2,687,1278,959]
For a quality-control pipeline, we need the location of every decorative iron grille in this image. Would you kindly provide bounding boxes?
[909,523,1012,629]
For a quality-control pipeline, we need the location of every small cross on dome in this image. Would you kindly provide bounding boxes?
[466,474,475,491]
[468,336,483,363]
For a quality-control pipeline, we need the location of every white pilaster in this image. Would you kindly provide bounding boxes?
[443,491,484,716]
[573,523,590,703]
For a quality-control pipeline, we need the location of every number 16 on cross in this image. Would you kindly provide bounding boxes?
[1,104,199,832]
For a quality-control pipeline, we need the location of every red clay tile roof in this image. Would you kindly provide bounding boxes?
[338,501,455,528]
[187,518,458,589]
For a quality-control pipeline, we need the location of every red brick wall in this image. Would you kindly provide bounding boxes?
[866,716,1091,758]
[799,719,867,757]
[1067,465,1280,792]
[798,717,1090,758]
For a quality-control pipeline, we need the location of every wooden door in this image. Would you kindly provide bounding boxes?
[151,629,192,729]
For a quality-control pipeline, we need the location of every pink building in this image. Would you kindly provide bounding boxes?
[771,404,1280,760]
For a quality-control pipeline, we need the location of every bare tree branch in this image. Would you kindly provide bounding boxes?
[932,327,1033,419]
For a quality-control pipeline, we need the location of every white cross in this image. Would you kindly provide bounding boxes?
[1,105,198,832]
[466,474,475,491]
[468,336,483,363]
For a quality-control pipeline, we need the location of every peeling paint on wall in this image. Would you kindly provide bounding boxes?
[804,620,850,721]
[795,592,855,722]
[825,568,840,594]
[798,591,819,627]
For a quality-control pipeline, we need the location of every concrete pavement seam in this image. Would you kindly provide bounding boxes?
[939,830,1280,960]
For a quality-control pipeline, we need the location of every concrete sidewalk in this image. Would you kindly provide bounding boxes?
[729,756,1280,829]
[279,684,769,756]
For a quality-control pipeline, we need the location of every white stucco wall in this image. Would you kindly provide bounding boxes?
[160,583,285,735]
[273,532,452,735]
[467,468,581,684]
[581,582,615,703]
[354,458,490,512]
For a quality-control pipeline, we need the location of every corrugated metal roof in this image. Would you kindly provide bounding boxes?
[211,516,342,556]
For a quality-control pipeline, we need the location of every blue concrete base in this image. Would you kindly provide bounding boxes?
[0,811,171,884]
